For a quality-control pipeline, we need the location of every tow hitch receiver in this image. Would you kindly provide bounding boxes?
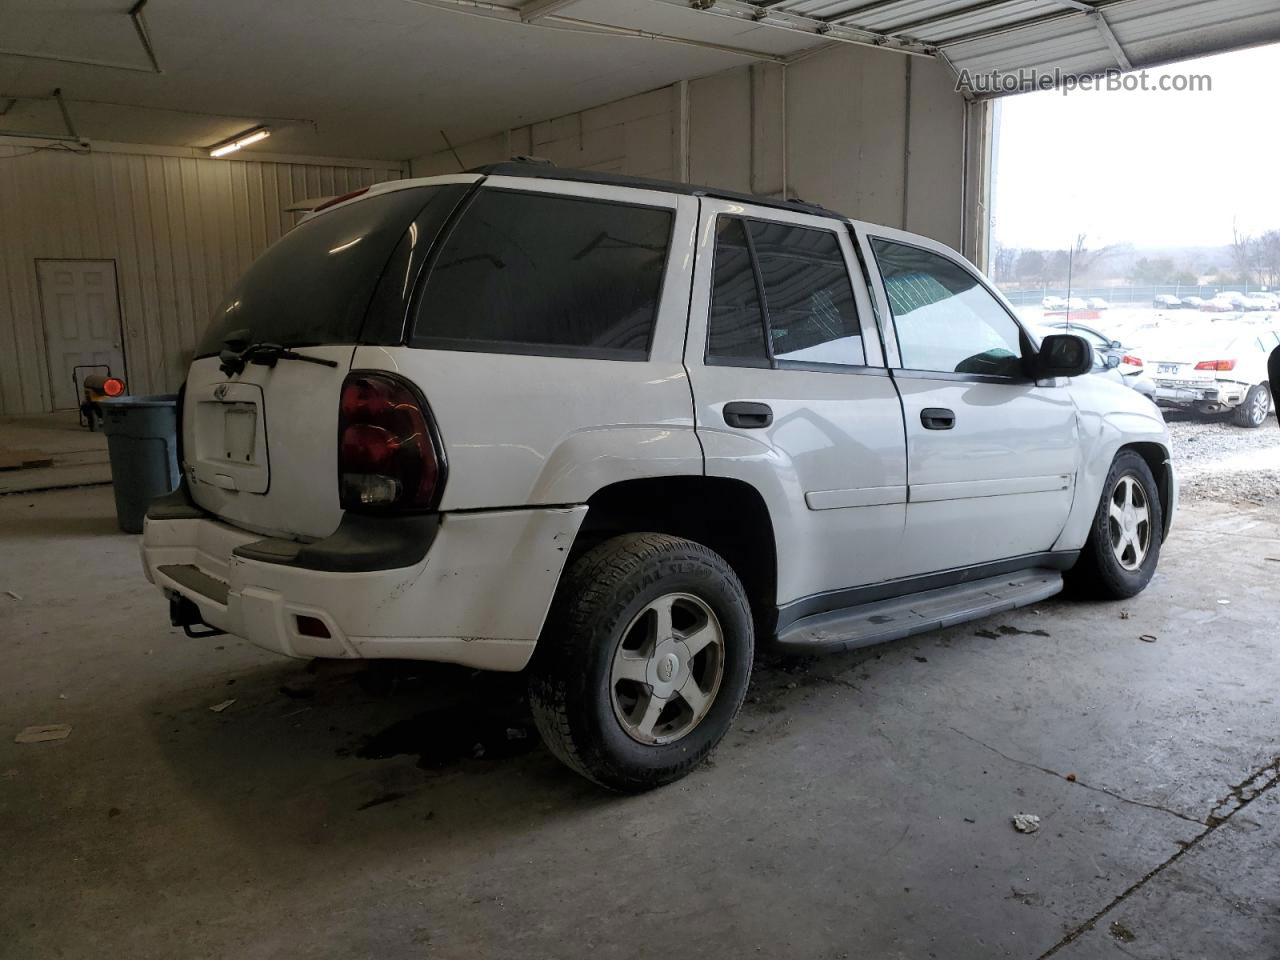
[168,593,226,639]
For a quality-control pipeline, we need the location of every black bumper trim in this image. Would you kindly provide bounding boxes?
[233,512,441,573]
[158,563,230,605]
[146,480,205,521]
[147,481,440,573]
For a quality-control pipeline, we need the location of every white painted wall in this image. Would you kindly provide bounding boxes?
[0,141,402,416]
[411,45,984,255]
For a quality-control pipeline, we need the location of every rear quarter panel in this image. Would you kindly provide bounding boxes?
[352,188,704,510]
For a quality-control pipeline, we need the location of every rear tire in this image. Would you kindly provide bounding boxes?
[1068,450,1163,600]
[1231,383,1270,428]
[528,533,753,792]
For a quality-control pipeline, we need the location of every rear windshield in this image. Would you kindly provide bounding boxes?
[409,189,674,360]
[195,186,457,357]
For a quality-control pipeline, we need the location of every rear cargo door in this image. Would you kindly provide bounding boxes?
[183,349,355,539]
[183,179,477,540]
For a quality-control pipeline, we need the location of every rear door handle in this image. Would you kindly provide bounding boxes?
[921,407,955,430]
[723,401,773,429]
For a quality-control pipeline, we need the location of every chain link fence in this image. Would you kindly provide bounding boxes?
[998,284,1271,307]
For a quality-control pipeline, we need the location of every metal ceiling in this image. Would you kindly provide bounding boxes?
[649,0,1280,93]
[0,0,1276,159]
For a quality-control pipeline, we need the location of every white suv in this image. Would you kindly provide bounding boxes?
[142,163,1176,791]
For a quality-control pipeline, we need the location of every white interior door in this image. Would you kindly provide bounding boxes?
[37,259,125,410]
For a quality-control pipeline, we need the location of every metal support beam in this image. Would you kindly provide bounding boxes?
[519,0,579,23]
[52,88,78,140]
[645,0,936,57]
[934,0,1133,48]
[1089,8,1132,70]
[936,48,973,100]
[128,0,163,73]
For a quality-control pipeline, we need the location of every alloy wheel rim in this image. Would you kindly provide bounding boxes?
[1108,474,1151,572]
[1252,388,1270,423]
[610,592,725,745]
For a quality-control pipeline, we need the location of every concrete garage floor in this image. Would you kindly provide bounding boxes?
[1,488,1277,959]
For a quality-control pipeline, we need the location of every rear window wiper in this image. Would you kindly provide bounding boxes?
[218,332,339,377]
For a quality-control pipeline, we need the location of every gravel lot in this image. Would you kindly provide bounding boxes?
[1165,410,1280,504]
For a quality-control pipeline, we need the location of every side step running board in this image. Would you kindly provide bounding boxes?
[775,568,1064,653]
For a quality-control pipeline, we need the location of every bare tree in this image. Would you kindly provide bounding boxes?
[992,243,1017,283]
[1231,220,1257,285]
[1068,233,1125,281]
[1259,230,1280,289]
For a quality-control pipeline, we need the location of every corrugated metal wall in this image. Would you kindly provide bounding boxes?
[410,45,970,252]
[0,144,402,415]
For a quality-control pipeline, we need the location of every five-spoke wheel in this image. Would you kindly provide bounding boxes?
[610,593,725,745]
[1107,475,1151,572]
[1070,449,1163,599]
[528,533,753,792]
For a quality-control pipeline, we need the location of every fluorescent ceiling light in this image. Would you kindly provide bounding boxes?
[209,126,270,158]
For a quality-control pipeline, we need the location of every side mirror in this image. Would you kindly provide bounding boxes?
[1110,339,1123,349]
[1035,334,1093,379]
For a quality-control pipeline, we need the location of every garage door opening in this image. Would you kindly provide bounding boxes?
[988,41,1280,501]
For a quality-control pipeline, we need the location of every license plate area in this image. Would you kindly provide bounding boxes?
[223,403,258,463]
[1157,363,1180,375]
[189,383,270,494]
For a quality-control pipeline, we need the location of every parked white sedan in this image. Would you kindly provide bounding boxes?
[1142,322,1279,426]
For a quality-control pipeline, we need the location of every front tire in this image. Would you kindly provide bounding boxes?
[1068,450,1163,600]
[528,533,754,792]
[1231,383,1271,428]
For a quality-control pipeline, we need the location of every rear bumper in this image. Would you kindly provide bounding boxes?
[1153,380,1246,412]
[141,496,587,671]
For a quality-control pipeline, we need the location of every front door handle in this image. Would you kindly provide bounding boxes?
[921,407,955,430]
[723,401,773,429]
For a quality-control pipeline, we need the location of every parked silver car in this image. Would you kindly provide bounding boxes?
[1036,321,1157,400]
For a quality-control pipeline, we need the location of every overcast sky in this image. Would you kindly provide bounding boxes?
[991,42,1280,252]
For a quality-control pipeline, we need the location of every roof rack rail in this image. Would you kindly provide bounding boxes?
[465,159,845,221]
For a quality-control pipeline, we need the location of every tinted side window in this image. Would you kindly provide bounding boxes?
[706,218,769,365]
[749,221,864,366]
[871,239,1025,378]
[411,190,673,360]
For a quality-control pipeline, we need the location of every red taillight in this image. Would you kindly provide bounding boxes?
[1121,355,1143,368]
[102,377,126,397]
[1194,359,1236,371]
[338,373,443,510]
[313,187,370,213]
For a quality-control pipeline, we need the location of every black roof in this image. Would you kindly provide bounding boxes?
[468,161,843,221]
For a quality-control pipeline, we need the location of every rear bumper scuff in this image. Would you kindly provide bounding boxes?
[142,501,587,670]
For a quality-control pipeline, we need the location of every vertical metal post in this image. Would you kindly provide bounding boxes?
[677,79,690,183]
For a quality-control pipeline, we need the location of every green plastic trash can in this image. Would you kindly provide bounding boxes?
[99,395,180,534]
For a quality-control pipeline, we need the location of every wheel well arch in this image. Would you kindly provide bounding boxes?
[1119,441,1173,538]
[573,476,778,630]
